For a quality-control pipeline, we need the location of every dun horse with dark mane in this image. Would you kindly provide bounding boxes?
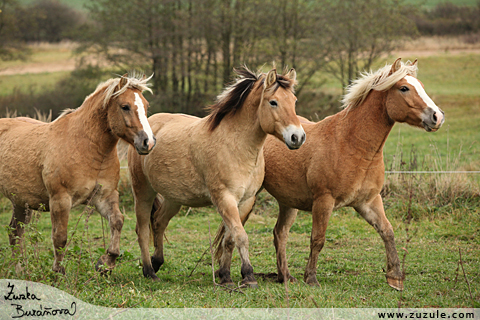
[215,58,444,290]
[129,67,305,287]
[0,74,156,274]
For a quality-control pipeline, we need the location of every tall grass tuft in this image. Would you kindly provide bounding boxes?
[382,142,480,219]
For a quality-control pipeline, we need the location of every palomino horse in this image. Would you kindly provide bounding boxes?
[216,58,444,290]
[128,67,305,287]
[0,74,156,274]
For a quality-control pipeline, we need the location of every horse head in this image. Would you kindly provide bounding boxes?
[105,73,156,154]
[257,68,306,149]
[385,58,445,132]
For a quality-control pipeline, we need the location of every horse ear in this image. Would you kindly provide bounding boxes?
[410,59,418,67]
[285,68,296,82]
[264,69,277,89]
[117,73,128,90]
[390,58,402,75]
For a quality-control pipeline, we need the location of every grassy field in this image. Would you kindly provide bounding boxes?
[0,43,479,309]
[0,195,478,308]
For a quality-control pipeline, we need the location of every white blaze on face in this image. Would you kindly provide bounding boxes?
[405,76,442,115]
[134,92,155,147]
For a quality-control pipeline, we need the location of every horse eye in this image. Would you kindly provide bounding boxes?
[269,100,278,107]
[121,105,131,111]
[400,86,409,92]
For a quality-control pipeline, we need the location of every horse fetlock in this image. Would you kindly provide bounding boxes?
[240,263,254,279]
[151,255,164,273]
[142,266,160,281]
[95,255,116,274]
[216,268,233,285]
[278,271,297,284]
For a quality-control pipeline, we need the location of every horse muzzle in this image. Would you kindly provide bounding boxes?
[134,131,156,155]
[282,125,306,150]
[422,107,445,132]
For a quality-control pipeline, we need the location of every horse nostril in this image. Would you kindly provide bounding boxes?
[301,133,306,144]
[432,112,438,124]
[291,134,298,144]
[143,138,149,148]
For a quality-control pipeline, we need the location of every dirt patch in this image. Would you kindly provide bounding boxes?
[0,60,76,75]
[1,36,479,76]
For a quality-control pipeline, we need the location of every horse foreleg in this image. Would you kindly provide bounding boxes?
[49,194,72,275]
[355,195,403,291]
[94,191,124,273]
[151,198,181,274]
[216,196,255,286]
[304,195,334,286]
[274,203,298,283]
[214,193,257,288]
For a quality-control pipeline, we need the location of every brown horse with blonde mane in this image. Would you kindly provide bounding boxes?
[215,58,444,290]
[0,73,156,274]
[128,66,305,287]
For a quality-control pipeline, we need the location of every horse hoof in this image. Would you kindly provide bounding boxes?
[241,281,258,289]
[219,281,235,288]
[53,265,66,275]
[305,276,320,287]
[387,277,404,291]
[278,274,297,284]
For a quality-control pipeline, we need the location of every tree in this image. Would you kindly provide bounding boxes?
[320,0,418,89]
[0,0,30,61]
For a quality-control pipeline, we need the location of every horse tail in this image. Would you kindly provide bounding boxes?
[213,221,227,264]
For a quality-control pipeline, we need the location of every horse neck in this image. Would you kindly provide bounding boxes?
[218,96,266,161]
[339,90,394,160]
[67,97,119,156]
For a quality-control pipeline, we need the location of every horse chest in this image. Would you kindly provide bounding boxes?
[332,172,381,209]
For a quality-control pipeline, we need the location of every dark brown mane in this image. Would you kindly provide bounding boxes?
[206,67,295,131]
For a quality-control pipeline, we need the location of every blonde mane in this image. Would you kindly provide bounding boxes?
[80,72,153,109]
[341,61,418,110]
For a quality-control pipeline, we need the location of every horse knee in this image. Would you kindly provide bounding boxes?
[233,230,249,249]
[110,212,124,231]
[52,232,67,249]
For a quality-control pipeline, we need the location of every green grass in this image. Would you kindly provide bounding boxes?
[0,41,479,310]
[0,194,478,308]
[0,72,70,96]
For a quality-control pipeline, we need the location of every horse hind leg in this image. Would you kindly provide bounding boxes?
[355,195,403,291]
[9,205,33,274]
[150,196,181,275]
[274,203,298,283]
[8,205,33,249]
[304,196,334,286]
